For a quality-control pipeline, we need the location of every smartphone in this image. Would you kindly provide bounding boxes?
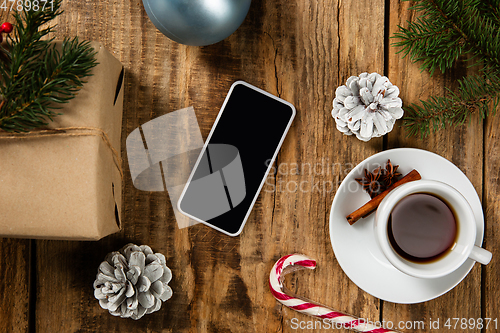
[177,81,296,236]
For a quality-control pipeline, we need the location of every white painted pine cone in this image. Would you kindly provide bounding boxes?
[331,72,403,141]
[93,244,173,320]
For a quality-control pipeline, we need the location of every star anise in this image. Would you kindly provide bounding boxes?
[355,160,401,198]
[355,167,384,198]
[381,159,402,187]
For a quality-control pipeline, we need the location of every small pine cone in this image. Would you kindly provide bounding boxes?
[331,72,403,141]
[93,244,173,320]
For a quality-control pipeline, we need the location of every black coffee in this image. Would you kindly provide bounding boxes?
[388,193,457,263]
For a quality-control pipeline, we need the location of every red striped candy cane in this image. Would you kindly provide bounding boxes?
[269,254,400,333]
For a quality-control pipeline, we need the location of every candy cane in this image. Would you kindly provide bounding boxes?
[269,254,400,333]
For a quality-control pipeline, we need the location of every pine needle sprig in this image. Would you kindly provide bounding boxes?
[480,0,500,25]
[403,72,500,138]
[0,0,97,132]
[392,0,500,137]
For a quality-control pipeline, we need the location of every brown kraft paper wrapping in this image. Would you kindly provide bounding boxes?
[0,41,124,240]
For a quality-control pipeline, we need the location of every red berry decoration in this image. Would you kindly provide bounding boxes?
[1,22,13,34]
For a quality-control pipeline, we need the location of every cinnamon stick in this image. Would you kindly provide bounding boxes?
[346,169,421,225]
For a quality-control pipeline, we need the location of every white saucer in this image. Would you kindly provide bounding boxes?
[329,148,484,304]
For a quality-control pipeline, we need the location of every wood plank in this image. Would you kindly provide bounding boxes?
[385,1,483,331]
[0,239,30,333]
[483,99,500,333]
[274,0,386,332]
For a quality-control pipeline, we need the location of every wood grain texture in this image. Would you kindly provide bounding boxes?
[264,0,386,331]
[0,239,30,333]
[483,104,500,332]
[385,1,483,332]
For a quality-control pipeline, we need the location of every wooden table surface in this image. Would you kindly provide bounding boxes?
[1,0,499,332]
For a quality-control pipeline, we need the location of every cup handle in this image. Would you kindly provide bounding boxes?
[469,246,492,265]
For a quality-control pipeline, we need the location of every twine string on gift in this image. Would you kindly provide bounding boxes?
[0,126,123,178]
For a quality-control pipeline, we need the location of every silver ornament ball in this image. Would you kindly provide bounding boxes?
[142,0,252,46]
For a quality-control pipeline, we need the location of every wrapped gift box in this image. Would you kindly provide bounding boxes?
[0,42,124,240]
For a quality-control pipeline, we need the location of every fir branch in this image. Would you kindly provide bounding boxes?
[392,0,500,137]
[480,0,500,25]
[403,73,500,137]
[0,0,97,132]
[393,0,481,75]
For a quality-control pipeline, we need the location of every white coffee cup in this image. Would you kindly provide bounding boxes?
[375,180,492,279]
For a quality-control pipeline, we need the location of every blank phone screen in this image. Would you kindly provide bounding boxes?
[178,82,295,235]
